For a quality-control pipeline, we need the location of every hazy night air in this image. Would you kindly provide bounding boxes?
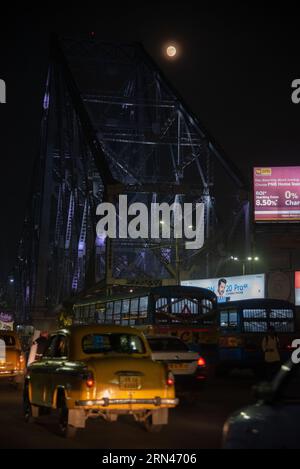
[0,3,300,278]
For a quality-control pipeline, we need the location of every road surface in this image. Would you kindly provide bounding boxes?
[0,376,255,449]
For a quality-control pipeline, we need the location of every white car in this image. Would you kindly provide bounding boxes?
[222,360,300,449]
[146,335,207,384]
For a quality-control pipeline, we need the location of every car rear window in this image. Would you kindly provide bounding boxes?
[82,333,146,355]
[148,337,189,352]
[0,335,16,347]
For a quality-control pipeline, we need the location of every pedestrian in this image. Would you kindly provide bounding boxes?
[34,331,49,360]
[262,326,281,381]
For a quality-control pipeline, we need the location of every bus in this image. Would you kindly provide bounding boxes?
[71,286,219,359]
[217,298,298,377]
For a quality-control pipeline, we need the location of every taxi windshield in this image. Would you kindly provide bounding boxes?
[82,333,146,355]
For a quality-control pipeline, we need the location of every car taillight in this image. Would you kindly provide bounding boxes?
[86,372,95,388]
[197,357,206,367]
[166,371,175,387]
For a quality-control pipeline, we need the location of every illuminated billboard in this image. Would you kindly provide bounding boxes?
[295,272,300,306]
[181,274,265,303]
[254,167,300,222]
[0,312,14,331]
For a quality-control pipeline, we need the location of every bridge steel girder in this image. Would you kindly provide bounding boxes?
[16,35,246,324]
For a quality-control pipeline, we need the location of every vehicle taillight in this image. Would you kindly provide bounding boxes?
[86,372,95,388]
[19,354,25,368]
[197,357,206,367]
[166,371,175,387]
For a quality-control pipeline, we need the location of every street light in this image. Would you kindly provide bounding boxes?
[230,256,260,275]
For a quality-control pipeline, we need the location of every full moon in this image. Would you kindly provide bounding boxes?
[166,45,177,58]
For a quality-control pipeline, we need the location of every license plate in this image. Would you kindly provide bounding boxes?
[119,376,142,390]
[169,363,189,370]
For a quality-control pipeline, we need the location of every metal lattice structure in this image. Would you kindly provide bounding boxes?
[16,35,247,326]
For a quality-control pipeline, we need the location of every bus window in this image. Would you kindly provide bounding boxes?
[130,298,139,316]
[243,309,267,319]
[155,298,169,323]
[122,299,130,315]
[269,309,294,319]
[271,322,295,333]
[106,302,114,321]
[171,298,198,315]
[202,299,213,314]
[114,301,122,323]
[139,297,149,319]
[154,296,213,325]
[220,311,238,329]
[96,305,105,324]
[243,321,268,333]
[156,298,169,312]
[220,312,228,327]
[89,304,96,321]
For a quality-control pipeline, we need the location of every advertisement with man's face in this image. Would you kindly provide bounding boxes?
[181,274,266,303]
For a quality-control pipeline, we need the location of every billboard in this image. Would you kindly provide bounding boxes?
[254,167,300,222]
[0,312,14,331]
[181,274,265,303]
[295,272,300,306]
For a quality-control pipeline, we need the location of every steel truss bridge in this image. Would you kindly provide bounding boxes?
[15,35,249,325]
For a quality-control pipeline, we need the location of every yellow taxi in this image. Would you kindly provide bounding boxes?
[24,325,178,437]
[0,331,26,387]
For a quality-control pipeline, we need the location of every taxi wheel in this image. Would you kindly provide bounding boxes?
[58,400,77,438]
[23,389,34,424]
[144,416,163,433]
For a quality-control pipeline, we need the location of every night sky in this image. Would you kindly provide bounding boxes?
[0,3,300,280]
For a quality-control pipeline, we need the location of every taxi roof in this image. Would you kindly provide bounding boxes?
[63,325,150,359]
[56,324,146,338]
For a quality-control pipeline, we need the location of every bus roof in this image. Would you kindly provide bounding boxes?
[217,298,295,309]
[73,285,217,308]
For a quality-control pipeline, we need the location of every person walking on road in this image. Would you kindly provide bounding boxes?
[262,326,281,381]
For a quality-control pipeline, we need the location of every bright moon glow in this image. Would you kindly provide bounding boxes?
[166,46,177,58]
